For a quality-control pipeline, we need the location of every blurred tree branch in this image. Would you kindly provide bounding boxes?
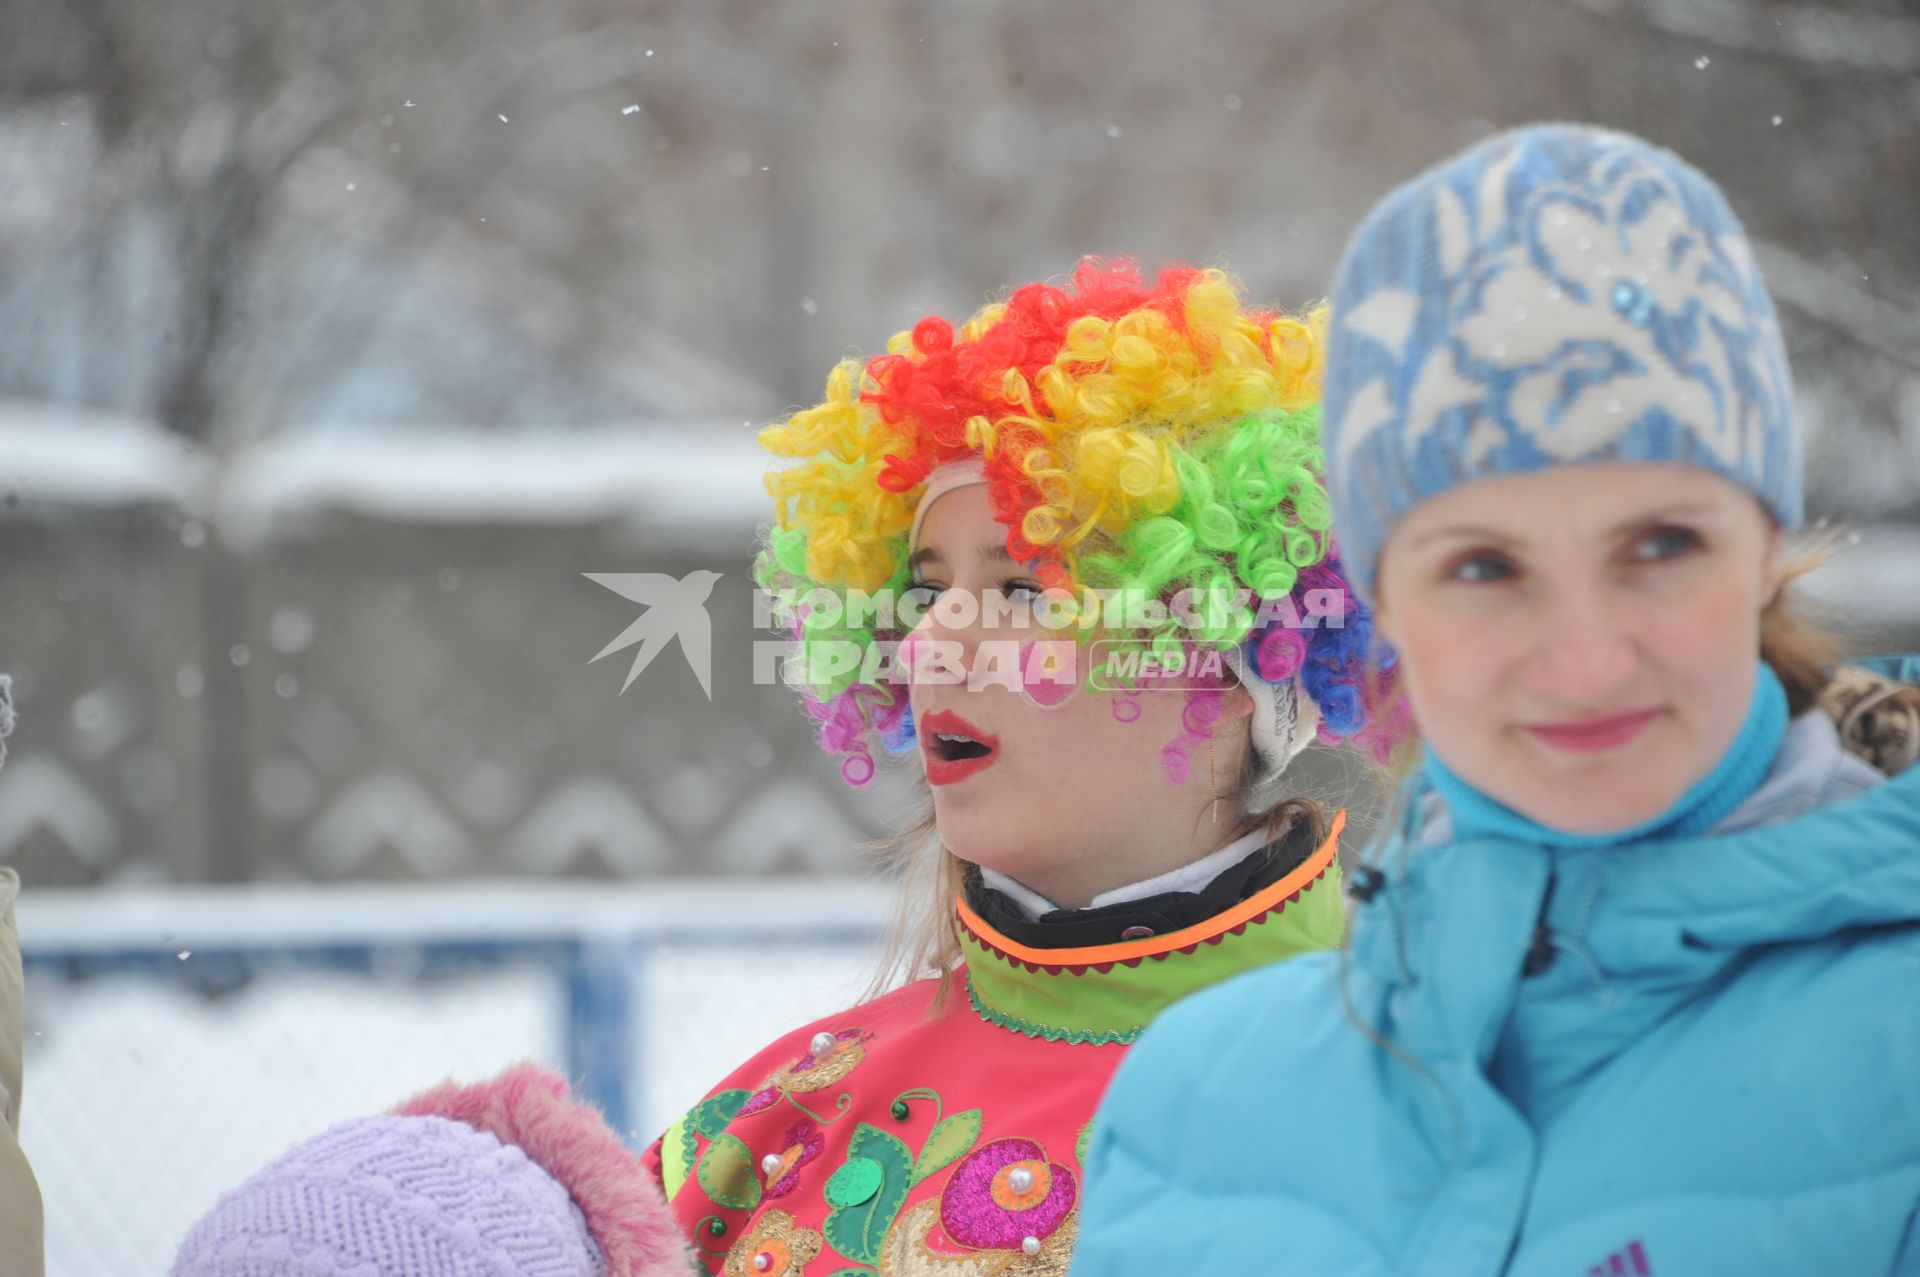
[1753,241,1920,371]
[1562,0,1920,77]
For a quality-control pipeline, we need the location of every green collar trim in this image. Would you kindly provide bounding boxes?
[958,852,1345,1045]
[963,971,1144,1046]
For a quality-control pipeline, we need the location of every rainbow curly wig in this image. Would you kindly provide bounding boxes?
[755,257,1405,786]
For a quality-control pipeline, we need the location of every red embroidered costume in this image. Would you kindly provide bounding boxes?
[643,816,1344,1277]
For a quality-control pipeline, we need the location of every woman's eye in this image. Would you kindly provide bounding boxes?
[1630,526,1702,563]
[1447,552,1517,585]
[1000,580,1043,602]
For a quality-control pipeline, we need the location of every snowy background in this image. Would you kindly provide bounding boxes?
[1,0,1918,1270]
[18,879,886,1272]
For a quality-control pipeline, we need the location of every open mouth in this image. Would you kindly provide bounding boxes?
[931,730,993,762]
[920,709,1000,785]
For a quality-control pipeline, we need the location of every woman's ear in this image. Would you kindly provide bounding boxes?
[1217,675,1256,724]
[1760,519,1787,606]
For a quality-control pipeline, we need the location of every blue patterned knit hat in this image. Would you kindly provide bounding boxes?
[1322,122,1802,596]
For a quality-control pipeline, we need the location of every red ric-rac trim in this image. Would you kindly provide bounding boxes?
[955,809,1345,972]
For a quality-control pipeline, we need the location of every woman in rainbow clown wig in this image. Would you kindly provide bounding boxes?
[639,257,1408,1276]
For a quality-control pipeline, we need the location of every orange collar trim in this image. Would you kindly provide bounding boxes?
[954,809,1346,971]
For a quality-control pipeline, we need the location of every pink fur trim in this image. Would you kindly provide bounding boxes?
[394,1062,692,1277]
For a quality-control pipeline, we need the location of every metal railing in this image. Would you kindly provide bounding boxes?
[16,877,890,1275]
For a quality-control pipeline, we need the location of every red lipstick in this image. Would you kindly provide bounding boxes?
[920,709,1000,786]
[1525,708,1662,754]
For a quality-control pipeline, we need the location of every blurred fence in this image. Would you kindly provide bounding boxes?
[17,877,890,1275]
[0,406,923,889]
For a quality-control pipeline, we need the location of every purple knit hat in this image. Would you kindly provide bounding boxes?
[172,1113,602,1275]
[171,1064,691,1277]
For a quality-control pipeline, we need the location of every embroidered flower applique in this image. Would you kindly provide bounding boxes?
[723,1207,823,1277]
[740,1028,875,1117]
[877,1138,1079,1276]
[762,1118,825,1200]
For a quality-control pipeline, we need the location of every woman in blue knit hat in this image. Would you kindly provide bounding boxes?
[1071,123,1920,1275]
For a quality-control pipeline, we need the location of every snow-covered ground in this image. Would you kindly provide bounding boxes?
[17,879,888,1274]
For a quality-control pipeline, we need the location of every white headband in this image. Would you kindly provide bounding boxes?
[907,459,990,552]
[1221,646,1322,788]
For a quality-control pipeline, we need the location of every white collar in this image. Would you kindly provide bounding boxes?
[976,826,1273,922]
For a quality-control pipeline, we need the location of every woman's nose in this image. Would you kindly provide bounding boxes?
[1525,583,1639,701]
[904,588,981,682]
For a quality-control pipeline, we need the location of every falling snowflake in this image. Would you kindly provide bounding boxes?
[270,606,315,655]
[1105,124,1123,138]
[1694,55,1711,69]
[622,104,641,116]
[498,113,509,123]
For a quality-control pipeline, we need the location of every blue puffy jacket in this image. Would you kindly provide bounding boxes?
[1074,657,1920,1276]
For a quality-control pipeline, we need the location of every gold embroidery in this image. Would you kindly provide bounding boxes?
[724,1208,824,1277]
